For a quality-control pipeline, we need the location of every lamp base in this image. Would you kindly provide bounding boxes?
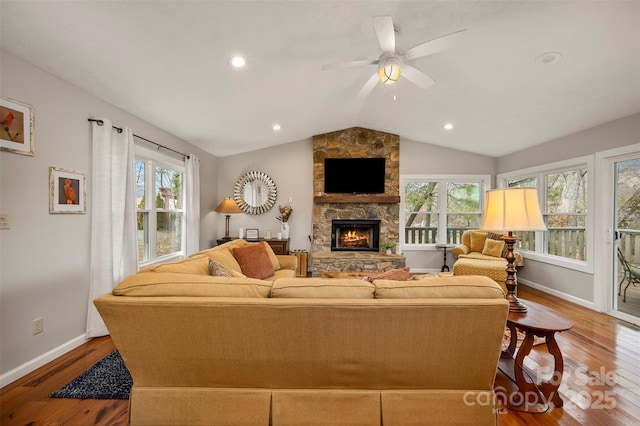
[503,232,527,313]
[506,294,528,313]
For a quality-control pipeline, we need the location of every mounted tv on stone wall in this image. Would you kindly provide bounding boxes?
[324,158,385,194]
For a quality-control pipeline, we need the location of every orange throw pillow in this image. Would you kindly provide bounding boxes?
[232,243,275,279]
[371,267,410,282]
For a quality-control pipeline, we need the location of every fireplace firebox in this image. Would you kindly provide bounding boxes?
[331,219,380,252]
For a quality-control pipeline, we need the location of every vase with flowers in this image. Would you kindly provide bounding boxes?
[277,204,292,239]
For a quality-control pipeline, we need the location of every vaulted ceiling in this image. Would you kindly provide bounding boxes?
[1,1,639,157]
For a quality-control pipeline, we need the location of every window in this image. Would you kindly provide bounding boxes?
[500,156,593,271]
[135,146,185,265]
[401,175,490,246]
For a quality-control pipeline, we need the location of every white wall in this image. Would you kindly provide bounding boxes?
[216,139,314,253]
[0,51,218,384]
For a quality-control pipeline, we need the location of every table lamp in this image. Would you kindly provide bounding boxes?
[215,197,242,239]
[480,188,547,312]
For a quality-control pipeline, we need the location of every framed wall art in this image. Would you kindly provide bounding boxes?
[1,97,35,156]
[49,167,86,214]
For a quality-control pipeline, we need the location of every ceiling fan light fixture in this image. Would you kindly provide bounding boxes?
[378,56,402,85]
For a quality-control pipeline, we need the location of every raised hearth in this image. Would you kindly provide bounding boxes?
[312,252,406,277]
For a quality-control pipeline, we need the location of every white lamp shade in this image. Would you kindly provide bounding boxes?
[480,188,547,232]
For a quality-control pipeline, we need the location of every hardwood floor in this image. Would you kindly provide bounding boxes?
[1,285,639,425]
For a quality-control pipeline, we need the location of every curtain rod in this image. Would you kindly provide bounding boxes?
[88,118,189,159]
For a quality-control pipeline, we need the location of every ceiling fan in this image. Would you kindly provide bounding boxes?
[322,16,466,97]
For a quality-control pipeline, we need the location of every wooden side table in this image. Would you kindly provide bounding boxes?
[498,298,573,413]
[435,243,456,272]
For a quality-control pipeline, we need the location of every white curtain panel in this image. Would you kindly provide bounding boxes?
[86,118,139,338]
[184,154,201,256]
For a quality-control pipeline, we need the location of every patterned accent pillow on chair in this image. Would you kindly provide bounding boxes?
[486,232,509,258]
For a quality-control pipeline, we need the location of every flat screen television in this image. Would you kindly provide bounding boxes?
[324,158,386,194]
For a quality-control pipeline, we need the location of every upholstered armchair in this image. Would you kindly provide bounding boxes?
[452,230,524,293]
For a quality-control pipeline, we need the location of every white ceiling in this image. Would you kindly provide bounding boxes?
[1,1,639,158]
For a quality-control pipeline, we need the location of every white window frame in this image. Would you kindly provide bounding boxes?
[135,145,186,267]
[497,155,594,273]
[400,174,491,250]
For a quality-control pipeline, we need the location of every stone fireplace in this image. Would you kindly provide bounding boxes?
[311,127,405,275]
[331,219,380,252]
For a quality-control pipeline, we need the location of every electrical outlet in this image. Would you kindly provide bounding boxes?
[0,212,9,230]
[32,317,44,335]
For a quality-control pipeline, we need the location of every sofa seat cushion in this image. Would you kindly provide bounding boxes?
[374,275,505,299]
[269,268,297,281]
[112,272,272,297]
[271,278,375,298]
[139,254,211,275]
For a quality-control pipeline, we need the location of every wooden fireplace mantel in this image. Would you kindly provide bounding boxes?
[314,195,400,204]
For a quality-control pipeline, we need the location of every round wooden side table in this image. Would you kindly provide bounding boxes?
[498,298,573,413]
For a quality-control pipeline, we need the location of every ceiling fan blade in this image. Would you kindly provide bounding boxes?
[373,16,395,52]
[401,64,435,90]
[358,73,380,98]
[401,29,467,61]
[322,59,378,71]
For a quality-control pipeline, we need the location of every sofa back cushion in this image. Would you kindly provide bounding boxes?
[113,272,272,297]
[271,278,375,298]
[374,275,505,299]
[139,255,210,275]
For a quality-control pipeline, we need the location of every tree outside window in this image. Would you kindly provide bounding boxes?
[136,157,184,263]
[403,177,486,245]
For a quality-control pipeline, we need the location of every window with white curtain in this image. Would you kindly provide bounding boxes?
[135,145,185,265]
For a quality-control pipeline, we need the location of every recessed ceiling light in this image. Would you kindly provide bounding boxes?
[444,123,454,130]
[272,124,281,131]
[230,56,246,68]
[535,52,563,65]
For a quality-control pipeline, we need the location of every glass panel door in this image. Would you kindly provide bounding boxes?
[613,157,640,319]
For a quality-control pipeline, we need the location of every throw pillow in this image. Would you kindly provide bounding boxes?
[371,267,410,282]
[482,238,505,258]
[209,259,233,277]
[469,231,487,253]
[486,231,509,258]
[232,243,275,279]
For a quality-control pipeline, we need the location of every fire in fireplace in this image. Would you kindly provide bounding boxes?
[331,219,380,252]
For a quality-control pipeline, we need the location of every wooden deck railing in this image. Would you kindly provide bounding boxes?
[405,226,639,264]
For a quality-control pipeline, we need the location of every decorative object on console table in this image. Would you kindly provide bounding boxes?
[245,228,259,240]
[277,203,292,239]
[215,197,242,239]
[480,188,547,312]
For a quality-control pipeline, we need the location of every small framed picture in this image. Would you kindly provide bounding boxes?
[245,228,259,240]
[1,97,35,156]
[49,167,86,214]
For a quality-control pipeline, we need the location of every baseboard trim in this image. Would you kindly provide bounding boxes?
[518,278,596,311]
[0,333,88,388]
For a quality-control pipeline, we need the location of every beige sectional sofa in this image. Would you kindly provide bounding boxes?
[94,243,509,426]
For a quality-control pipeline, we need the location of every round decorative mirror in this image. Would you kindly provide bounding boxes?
[233,171,277,215]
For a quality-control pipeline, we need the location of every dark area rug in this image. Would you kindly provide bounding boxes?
[49,350,132,399]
